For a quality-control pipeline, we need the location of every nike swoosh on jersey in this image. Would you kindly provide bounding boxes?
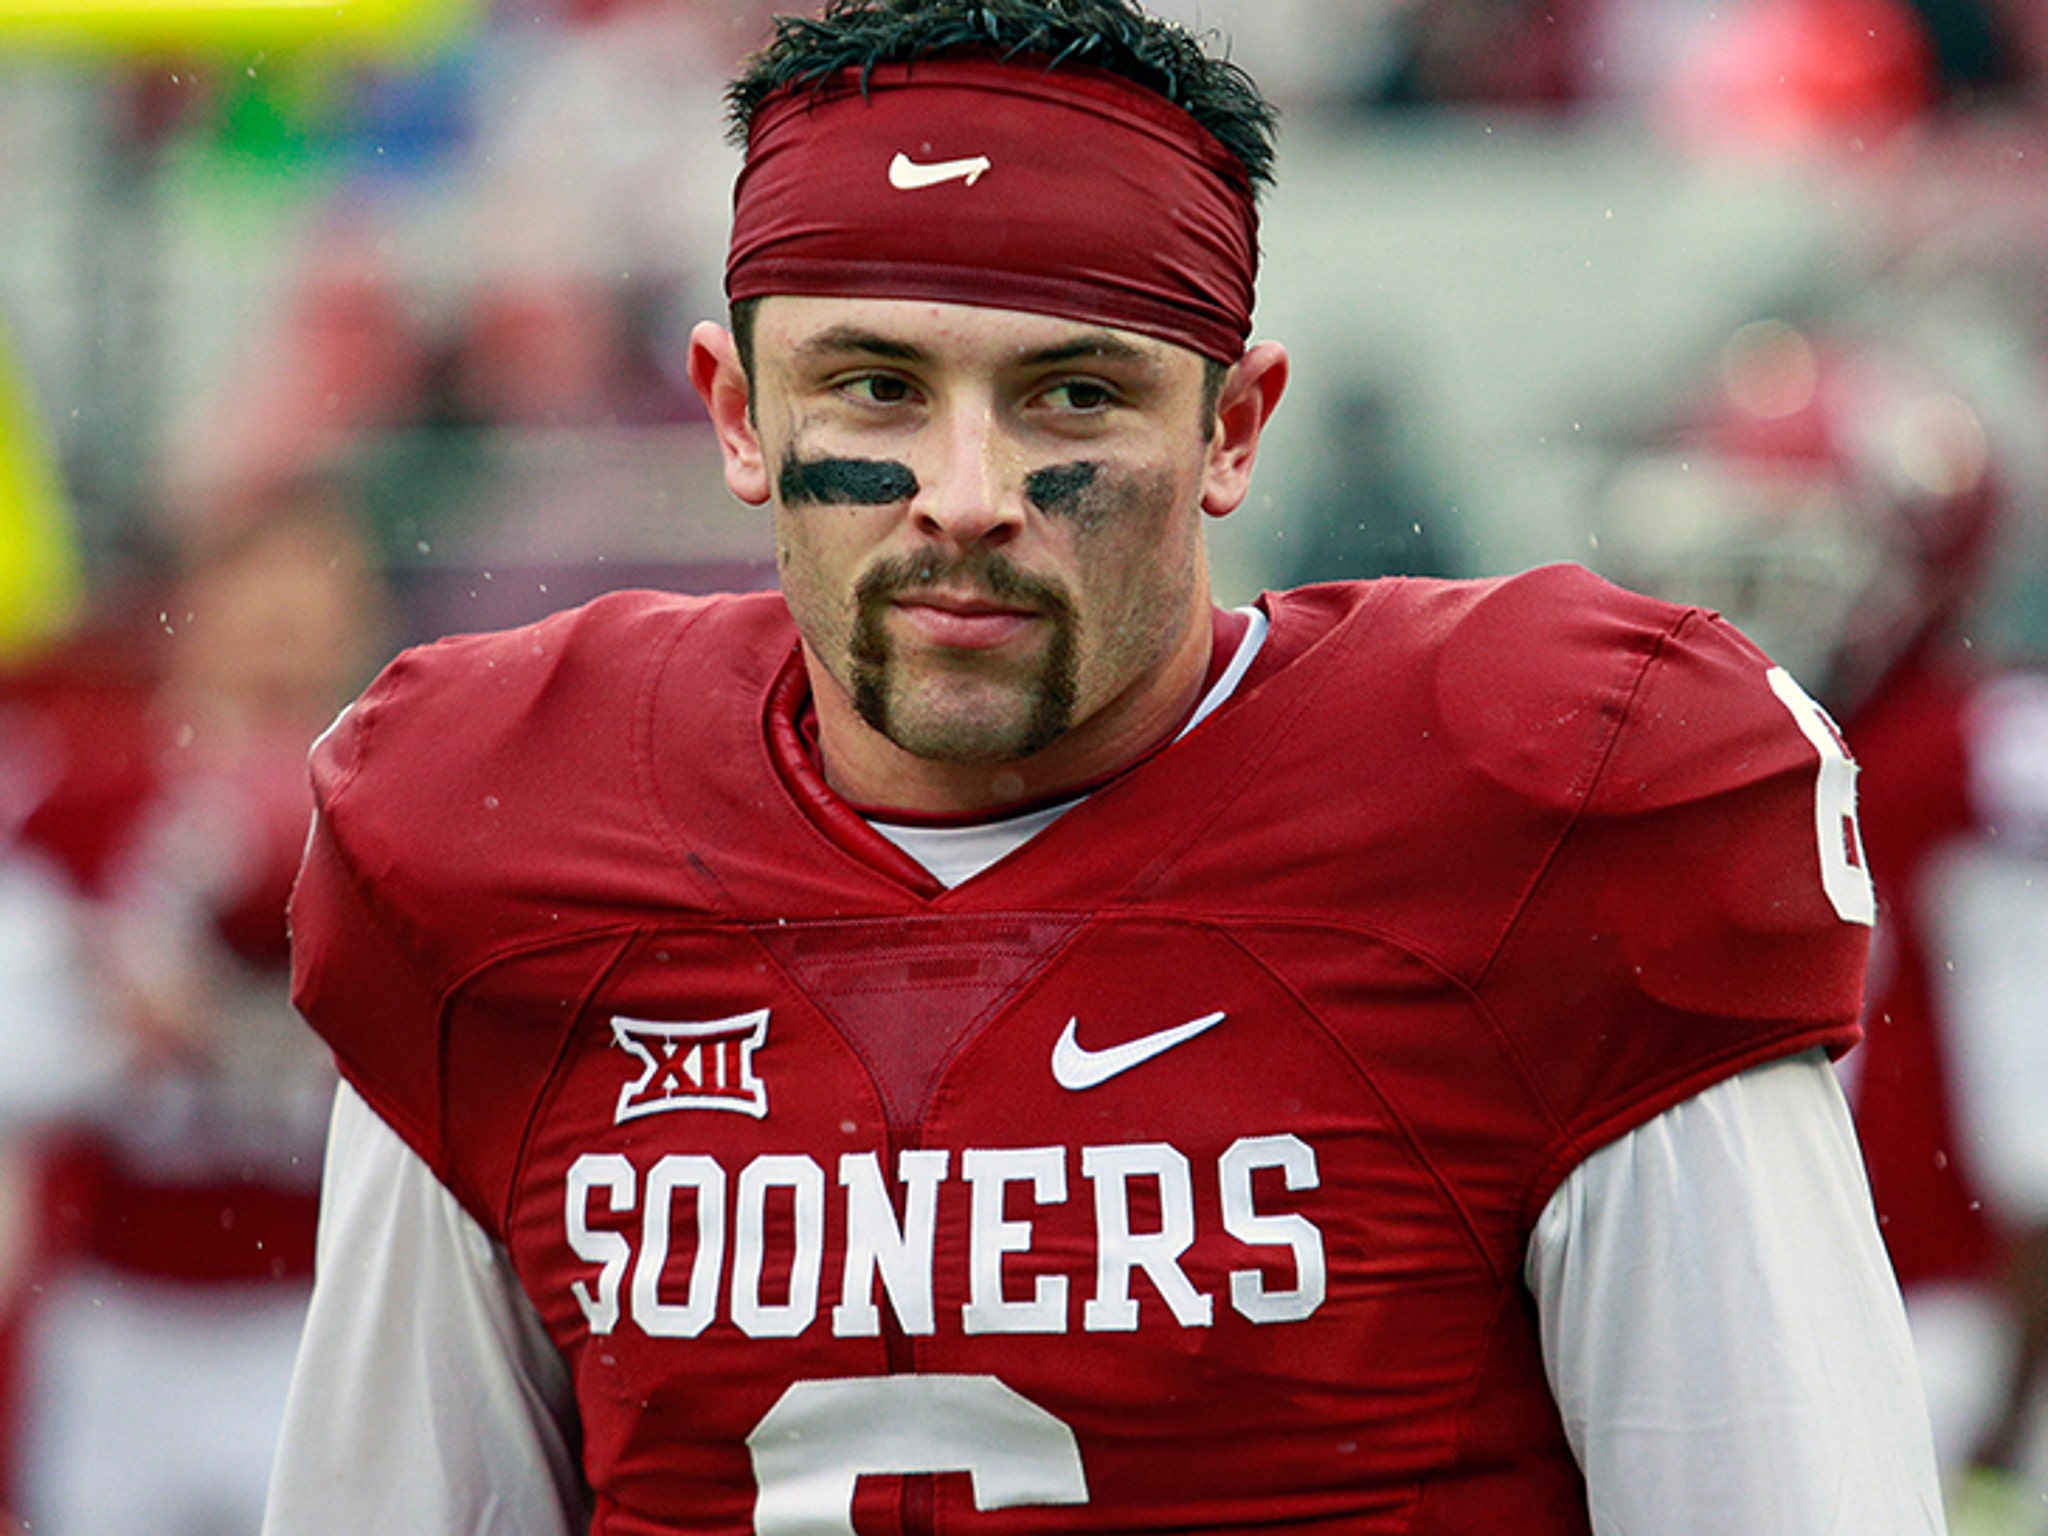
[1050,1011,1228,1091]
[888,151,993,190]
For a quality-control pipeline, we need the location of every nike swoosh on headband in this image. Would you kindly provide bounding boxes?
[1050,1011,1228,1091]
[888,151,993,190]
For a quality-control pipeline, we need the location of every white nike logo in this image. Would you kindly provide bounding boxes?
[888,151,993,190]
[1050,1012,1227,1091]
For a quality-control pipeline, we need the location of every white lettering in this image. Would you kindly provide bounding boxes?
[750,1375,1087,1533]
[1220,1134,1326,1323]
[733,1154,825,1338]
[563,1137,1328,1341]
[961,1146,1068,1335]
[833,1149,948,1337]
[1769,666,1876,926]
[566,1153,634,1334]
[637,1154,725,1338]
[1081,1143,1212,1330]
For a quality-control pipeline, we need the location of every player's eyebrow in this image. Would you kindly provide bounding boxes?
[1018,331,1157,372]
[792,325,929,364]
[791,325,1162,375]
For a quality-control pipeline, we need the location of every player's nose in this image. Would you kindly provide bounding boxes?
[910,400,1026,552]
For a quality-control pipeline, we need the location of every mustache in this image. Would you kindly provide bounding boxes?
[846,545,1083,758]
[854,548,1074,618]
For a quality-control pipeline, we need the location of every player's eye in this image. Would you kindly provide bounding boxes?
[841,373,916,406]
[1042,379,1117,413]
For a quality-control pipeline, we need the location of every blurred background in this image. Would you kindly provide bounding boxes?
[6,0,2048,1532]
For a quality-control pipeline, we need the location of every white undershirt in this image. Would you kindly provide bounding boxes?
[867,608,1272,890]
[261,606,1947,1534]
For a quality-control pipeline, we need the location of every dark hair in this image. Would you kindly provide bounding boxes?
[725,0,1278,196]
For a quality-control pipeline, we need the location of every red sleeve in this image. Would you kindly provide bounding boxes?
[1468,592,1870,1213]
[286,611,618,1231]
[290,790,453,1183]
[286,591,732,1234]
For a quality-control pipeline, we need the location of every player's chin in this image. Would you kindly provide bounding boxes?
[871,675,1071,765]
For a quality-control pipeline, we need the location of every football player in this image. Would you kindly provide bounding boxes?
[262,4,1946,1533]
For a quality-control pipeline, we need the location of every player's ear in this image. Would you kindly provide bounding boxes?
[688,321,772,507]
[1200,340,1289,519]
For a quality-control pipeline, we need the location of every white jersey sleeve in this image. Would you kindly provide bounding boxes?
[1527,1049,1947,1535]
[261,1082,590,1536]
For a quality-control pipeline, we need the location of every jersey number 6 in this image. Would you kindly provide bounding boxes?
[1768,667,1877,927]
[748,1374,1088,1532]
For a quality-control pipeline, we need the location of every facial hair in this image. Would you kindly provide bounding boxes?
[847,548,1079,764]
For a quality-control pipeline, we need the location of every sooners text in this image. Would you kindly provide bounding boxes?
[564,1135,1326,1340]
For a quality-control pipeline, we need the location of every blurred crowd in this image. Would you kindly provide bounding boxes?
[0,476,386,1534]
[7,0,2048,1531]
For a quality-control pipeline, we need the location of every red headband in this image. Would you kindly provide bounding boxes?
[725,54,1259,363]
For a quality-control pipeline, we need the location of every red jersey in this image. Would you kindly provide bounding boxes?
[290,565,1868,1535]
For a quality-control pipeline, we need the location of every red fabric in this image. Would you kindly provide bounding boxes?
[40,1137,318,1284]
[2,627,164,895]
[726,54,1258,362]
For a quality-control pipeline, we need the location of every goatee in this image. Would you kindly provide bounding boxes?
[849,549,1079,763]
